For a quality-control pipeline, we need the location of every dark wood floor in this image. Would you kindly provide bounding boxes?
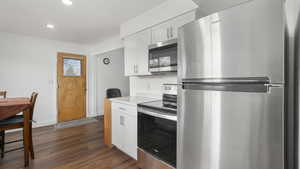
[0,119,139,169]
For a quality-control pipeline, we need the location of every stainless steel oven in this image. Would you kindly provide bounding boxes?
[149,39,177,73]
[137,84,177,169]
[138,109,177,168]
[138,89,177,169]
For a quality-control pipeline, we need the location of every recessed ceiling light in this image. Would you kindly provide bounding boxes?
[46,24,55,29]
[62,0,73,6]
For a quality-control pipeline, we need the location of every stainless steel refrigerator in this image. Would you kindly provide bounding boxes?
[177,0,296,169]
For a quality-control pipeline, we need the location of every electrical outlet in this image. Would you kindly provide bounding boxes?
[147,83,151,90]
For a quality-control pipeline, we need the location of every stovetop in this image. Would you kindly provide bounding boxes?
[138,100,177,114]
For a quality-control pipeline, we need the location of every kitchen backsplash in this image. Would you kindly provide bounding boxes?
[130,74,177,98]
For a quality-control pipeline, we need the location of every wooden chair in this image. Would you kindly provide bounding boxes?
[0,91,6,99]
[0,92,38,160]
[0,91,6,157]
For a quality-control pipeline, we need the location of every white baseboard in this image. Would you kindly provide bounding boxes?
[6,121,56,133]
[33,120,57,128]
[5,116,102,133]
[5,129,22,133]
[87,112,102,117]
[97,112,104,116]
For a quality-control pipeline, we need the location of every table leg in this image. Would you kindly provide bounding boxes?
[23,109,30,167]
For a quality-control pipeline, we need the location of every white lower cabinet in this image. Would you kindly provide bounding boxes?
[123,114,137,158]
[111,103,137,159]
[111,109,123,149]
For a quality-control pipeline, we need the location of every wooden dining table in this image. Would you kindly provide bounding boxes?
[0,98,32,167]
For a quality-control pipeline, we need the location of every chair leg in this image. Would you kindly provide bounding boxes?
[1,131,4,158]
[22,129,29,167]
[29,124,34,159]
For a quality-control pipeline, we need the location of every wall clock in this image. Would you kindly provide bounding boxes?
[103,58,110,65]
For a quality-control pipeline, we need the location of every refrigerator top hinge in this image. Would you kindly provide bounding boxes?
[264,83,284,88]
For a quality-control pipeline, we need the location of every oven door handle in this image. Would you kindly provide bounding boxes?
[138,108,177,121]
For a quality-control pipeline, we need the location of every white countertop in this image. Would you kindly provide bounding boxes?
[110,96,159,106]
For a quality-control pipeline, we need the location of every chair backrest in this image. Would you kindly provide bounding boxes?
[30,92,38,120]
[106,88,121,99]
[0,91,7,99]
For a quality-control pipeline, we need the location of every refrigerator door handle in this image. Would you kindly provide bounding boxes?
[180,77,284,93]
[181,82,271,93]
[182,77,270,84]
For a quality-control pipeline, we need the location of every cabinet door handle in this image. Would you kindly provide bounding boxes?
[167,28,170,39]
[119,107,126,111]
[120,116,125,126]
[170,27,173,38]
[134,65,136,74]
[136,65,139,74]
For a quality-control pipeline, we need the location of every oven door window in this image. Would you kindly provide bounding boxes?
[138,112,177,167]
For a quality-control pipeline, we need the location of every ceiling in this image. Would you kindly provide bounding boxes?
[193,0,251,15]
[0,0,166,44]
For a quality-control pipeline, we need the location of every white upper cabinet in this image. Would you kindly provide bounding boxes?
[170,11,196,39]
[124,29,151,76]
[120,0,198,38]
[124,36,136,76]
[124,10,196,76]
[151,11,196,44]
[151,21,172,44]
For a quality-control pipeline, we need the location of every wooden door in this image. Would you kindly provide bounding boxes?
[57,53,86,122]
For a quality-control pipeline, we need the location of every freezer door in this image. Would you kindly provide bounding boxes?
[178,0,284,83]
[177,87,284,169]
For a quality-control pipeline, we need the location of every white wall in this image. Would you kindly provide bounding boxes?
[130,74,177,98]
[86,35,124,117]
[0,32,87,127]
[120,0,198,38]
[96,48,129,115]
[87,35,123,55]
[192,0,250,17]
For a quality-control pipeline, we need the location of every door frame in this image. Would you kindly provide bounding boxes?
[56,52,87,123]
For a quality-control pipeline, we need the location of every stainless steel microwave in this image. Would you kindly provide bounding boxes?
[148,39,177,73]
